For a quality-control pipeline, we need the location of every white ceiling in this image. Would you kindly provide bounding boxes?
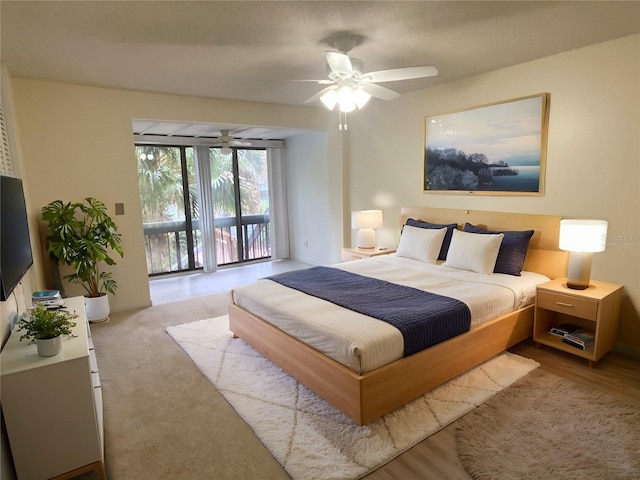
[2,1,639,139]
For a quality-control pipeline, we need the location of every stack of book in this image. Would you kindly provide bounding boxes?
[562,330,595,350]
[548,323,595,350]
[32,290,64,309]
[548,323,579,338]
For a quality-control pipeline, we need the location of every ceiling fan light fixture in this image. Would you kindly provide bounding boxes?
[338,86,356,113]
[354,88,371,109]
[320,88,339,110]
[220,146,232,156]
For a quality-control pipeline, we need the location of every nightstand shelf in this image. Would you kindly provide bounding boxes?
[534,278,623,367]
[341,247,396,262]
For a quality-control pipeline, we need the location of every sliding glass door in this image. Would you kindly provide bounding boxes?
[210,147,270,266]
[136,145,202,275]
[136,143,270,275]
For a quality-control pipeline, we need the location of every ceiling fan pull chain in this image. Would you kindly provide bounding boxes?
[337,111,348,131]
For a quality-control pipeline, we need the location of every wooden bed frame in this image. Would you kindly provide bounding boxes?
[228,208,567,425]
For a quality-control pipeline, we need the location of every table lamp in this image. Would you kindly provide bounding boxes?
[352,210,383,249]
[559,219,608,289]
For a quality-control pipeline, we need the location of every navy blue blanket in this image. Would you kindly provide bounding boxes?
[267,266,471,357]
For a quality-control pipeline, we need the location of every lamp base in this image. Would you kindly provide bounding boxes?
[356,228,376,249]
[566,251,593,290]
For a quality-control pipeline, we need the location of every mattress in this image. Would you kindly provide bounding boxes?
[231,255,550,374]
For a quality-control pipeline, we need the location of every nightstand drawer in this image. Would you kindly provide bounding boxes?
[341,251,366,261]
[537,290,598,320]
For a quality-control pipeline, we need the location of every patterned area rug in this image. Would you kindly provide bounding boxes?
[167,315,539,480]
[456,368,640,479]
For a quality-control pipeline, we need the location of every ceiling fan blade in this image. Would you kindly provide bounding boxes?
[362,83,401,101]
[365,65,438,83]
[304,86,335,104]
[293,79,335,84]
[326,51,353,76]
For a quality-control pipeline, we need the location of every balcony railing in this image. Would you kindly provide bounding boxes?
[142,214,270,275]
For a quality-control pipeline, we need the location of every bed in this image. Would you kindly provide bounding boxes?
[229,207,567,425]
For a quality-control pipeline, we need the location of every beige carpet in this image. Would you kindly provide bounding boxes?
[456,368,640,479]
[167,315,540,480]
[90,292,293,480]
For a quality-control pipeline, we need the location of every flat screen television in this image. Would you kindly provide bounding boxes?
[1,175,34,301]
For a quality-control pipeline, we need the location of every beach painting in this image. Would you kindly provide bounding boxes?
[424,93,549,195]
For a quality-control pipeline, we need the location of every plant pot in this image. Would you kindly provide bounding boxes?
[85,294,110,323]
[37,336,62,357]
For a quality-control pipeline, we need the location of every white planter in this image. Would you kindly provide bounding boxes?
[85,294,110,323]
[37,336,62,357]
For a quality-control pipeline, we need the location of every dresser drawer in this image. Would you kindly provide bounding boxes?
[537,290,598,320]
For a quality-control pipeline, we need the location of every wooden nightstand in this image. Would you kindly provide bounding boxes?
[341,247,396,262]
[533,277,623,367]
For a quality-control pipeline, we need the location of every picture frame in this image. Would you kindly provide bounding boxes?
[424,93,550,195]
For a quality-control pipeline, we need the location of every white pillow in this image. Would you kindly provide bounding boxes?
[443,229,504,274]
[396,225,447,263]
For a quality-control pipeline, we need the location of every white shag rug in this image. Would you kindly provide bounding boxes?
[167,315,539,480]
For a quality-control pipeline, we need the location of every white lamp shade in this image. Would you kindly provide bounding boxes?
[352,210,383,229]
[319,86,372,112]
[352,210,383,249]
[338,86,356,113]
[559,219,608,252]
[354,88,371,109]
[320,88,338,110]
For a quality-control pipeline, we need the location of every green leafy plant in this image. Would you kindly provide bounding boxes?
[41,198,124,297]
[17,304,78,342]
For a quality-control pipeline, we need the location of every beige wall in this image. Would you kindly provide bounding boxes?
[347,34,640,352]
[11,80,333,313]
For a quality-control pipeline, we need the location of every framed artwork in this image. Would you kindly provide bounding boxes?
[424,93,550,195]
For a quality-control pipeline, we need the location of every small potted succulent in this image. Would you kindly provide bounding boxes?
[17,304,78,357]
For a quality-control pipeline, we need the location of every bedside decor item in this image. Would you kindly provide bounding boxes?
[41,197,123,321]
[351,209,383,249]
[17,303,78,356]
[559,219,608,289]
[533,277,622,366]
[424,93,549,194]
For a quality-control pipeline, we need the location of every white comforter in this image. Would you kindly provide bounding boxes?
[232,255,549,374]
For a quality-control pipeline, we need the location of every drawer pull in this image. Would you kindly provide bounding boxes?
[94,385,102,390]
[555,301,574,307]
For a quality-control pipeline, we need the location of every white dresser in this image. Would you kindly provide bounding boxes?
[1,296,105,479]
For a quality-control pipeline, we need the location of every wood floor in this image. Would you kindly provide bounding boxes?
[363,340,640,480]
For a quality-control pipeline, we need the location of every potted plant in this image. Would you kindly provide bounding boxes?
[17,304,78,356]
[41,197,123,322]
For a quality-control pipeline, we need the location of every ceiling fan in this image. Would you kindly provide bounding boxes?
[214,130,252,155]
[303,44,438,114]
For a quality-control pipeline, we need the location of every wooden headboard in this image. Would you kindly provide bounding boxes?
[400,207,567,279]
